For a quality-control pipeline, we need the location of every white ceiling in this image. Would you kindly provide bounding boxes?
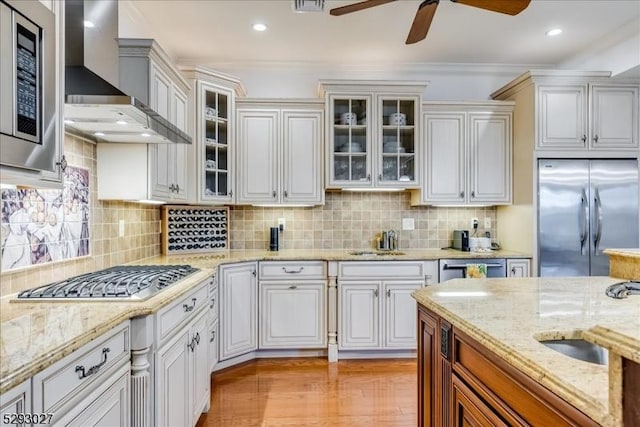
[126,0,640,67]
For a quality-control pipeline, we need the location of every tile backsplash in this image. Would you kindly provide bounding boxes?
[229,192,497,251]
[0,134,161,297]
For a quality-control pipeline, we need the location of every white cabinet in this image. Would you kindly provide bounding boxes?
[208,274,219,373]
[507,259,531,277]
[0,379,31,427]
[537,83,639,151]
[417,102,513,206]
[219,262,258,360]
[236,100,324,205]
[32,321,131,426]
[337,261,436,351]
[258,261,327,348]
[181,67,246,204]
[318,80,427,189]
[98,39,191,202]
[155,278,211,427]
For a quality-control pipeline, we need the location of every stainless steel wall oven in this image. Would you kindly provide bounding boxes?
[0,0,57,173]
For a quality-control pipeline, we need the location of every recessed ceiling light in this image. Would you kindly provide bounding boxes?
[252,23,267,32]
[141,133,151,137]
[116,120,127,125]
[545,28,563,36]
[94,132,105,136]
[83,20,95,28]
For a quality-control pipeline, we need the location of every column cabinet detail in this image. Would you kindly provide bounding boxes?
[507,259,531,277]
[236,100,324,205]
[219,262,258,360]
[319,80,427,189]
[416,102,513,206]
[181,66,246,204]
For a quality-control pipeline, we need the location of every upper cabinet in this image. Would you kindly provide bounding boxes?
[492,71,639,154]
[318,81,426,189]
[180,67,246,204]
[97,39,191,202]
[236,99,324,206]
[415,102,513,206]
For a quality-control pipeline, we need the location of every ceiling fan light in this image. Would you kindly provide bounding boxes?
[545,28,563,36]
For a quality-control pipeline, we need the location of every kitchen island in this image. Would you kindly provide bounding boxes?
[412,276,640,426]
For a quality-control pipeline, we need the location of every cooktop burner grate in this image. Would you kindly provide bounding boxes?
[16,265,199,300]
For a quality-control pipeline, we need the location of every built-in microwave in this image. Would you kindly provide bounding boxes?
[0,0,57,174]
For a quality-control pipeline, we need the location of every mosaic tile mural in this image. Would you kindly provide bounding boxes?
[1,166,90,271]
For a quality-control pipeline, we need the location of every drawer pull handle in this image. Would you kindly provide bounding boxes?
[282,267,304,274]
[386,289,391,297]
[289,285,298,290]
[188,339,195,352]
[209,298,215,309]
[183,298,197,312]
[75,348,110,379]
[194,332,200,345]
[374,289,378,297]
[210,330,216,343]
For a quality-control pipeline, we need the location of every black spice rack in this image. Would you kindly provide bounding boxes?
[162,205,229,254]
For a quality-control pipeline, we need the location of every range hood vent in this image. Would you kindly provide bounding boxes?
[292,0,324,12]
[64,0,191,144]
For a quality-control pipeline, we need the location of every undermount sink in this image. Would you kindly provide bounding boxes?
[538,338,608,366]
[348,250,406,256]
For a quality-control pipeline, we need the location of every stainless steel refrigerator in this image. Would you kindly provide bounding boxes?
[538,159,639,276]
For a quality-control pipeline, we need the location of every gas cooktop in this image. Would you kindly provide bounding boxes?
[16,265,199,301]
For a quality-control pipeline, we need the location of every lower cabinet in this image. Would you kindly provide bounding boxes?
[219,262,258,360]
[339,280,424,350]
[507,258,531,277]
[155,309,209,427]
[418,305,600,427]
[0,379,31,427]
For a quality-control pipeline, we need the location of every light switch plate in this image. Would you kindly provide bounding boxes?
[402,218,415,230]
[118,219,125,237]
[484,217,491,229]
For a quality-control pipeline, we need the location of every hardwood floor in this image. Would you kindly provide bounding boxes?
[196,358,417,427]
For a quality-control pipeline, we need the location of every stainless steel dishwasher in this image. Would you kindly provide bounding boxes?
[439,258,506,281]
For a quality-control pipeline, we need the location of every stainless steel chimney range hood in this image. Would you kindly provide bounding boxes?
[64,0,191,145]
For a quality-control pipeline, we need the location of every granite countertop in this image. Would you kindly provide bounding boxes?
[412,277,640,427]
[0,248,530,394]
[603,248,640,259]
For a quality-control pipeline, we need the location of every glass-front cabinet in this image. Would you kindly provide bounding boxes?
[320,81,426,189]
[202,88,230,200]
[329,95,372,186]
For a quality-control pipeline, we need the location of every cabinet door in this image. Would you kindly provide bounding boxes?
[418,308,438,427]
[67,368,130,427]
[209,320,218,374]
[468,113,511,204]
[423,112,466,204]
[506,259,530,277]
[150,64,173,199]
[327,95,373,188]
[383,281,423,349]
[237,109,279,203]
[590,85,639,150]
[190,311,210,424]
[378,96,420,188]
[537,85,587,149]
[155,329,190,427]
[0,380,30,427]
[219,262,258,360]
[172,87,189,201]
[282,110,323,204]
[259,281,327,349]
[452,374,508,427]
[338,282,380,349]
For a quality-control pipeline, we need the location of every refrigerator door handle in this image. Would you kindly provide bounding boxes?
[593,187,603,253]
[580,188,588,255]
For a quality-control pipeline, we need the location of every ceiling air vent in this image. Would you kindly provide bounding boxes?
[292,0,325,12]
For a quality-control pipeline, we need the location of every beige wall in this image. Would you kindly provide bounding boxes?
[229,192,497,251]
[0,135,161,297]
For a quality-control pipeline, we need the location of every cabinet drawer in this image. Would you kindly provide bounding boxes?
[157,280,209,343]
[259,261,326,280]
[339,261,428,279]
[33,322,130,416]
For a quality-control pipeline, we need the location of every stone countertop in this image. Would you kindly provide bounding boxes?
[603,248,640,259]
[411,277,640,427]
[0,248,529,394]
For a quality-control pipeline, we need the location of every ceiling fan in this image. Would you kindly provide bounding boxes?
[329,0,532,44]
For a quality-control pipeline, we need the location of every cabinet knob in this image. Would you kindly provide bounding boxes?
[367,174,371,181]
[56,155,68,172]
[229,190,233,197]
[460,191,464,198]
[175,184,180,193]
[252,270,256,277]
[379,174,383,181]
[284,190,288,198]
[374,289,378,297]
[272,190,277,198]
[593,134,599,143]
[471,191,475,198]
[169,184,176,192]
[581,135,587,143]
[386,289,391,297]
[210,330,216,343]
[511,267,516,275]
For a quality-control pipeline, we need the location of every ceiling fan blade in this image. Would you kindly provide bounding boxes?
[329,0,396,16]
[451,0,531,15]
[406,0,439,45]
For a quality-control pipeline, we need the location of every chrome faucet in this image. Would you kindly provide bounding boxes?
[377,230,398,251]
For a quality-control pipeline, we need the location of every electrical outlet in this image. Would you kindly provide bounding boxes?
[278,217,286,231]
[471,218,479,230]
[402,218,415,230]
[118,220,125,237]
[484,217,492,229]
